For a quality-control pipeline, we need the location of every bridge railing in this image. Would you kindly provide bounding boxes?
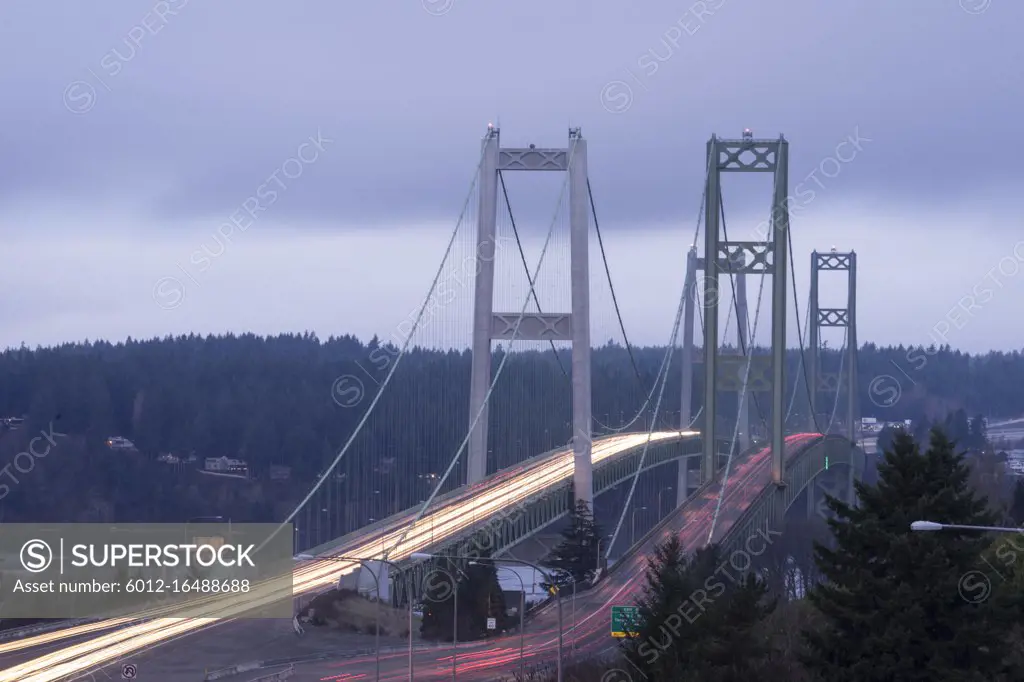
[601,438,760,580]
[303,434,614,559]
[713,435,865,561]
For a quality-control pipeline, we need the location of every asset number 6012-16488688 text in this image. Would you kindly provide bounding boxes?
[124,578,251,594]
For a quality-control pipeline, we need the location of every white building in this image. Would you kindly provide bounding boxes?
[204,456,248,473]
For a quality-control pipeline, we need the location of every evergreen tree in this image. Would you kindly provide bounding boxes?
[802,428,1021,681]
[540,499,603,590]
[419,566,456,641]
[457,552,510,639]
[969,413,989,450]
[620,535,776,681]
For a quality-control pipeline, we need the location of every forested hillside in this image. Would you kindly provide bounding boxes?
[0,333,1020,526]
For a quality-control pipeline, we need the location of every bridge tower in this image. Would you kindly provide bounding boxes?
[806,250,859,515]
[700,133,789,489]
[678,245,751,505]
[807,250,858,439]
[468,126,594,508]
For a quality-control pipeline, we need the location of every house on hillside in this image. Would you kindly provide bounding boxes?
[204,456,249,476]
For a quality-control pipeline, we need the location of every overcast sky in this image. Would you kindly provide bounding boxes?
[0,0,1021,354]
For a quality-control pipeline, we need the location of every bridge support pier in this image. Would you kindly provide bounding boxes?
[468,127,593,509]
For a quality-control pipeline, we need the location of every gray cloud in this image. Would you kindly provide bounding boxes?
[0,0,1021,350]
[1,0,1020,225]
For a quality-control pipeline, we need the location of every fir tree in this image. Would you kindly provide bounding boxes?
[540,499,603,590]
[457,552,510,639]
[802,428,1021,681]
[620,535,775,681]
[419,565,456,641]
[968,413,989,450]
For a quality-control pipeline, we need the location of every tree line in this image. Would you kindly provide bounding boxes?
[0,333,1021,528]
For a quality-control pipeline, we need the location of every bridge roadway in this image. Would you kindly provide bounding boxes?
[237,433,824,680]
[0,431,698,681]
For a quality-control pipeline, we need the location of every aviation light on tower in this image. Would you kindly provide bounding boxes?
[742,128,753,140]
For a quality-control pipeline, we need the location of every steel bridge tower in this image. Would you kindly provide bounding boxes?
[807,250,858,439]
[805,250,859,516]
[698,132,790,492]
[468,126,594,508]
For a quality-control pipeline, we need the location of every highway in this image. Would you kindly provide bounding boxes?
[0,431,694,681]
[284,433,823,680]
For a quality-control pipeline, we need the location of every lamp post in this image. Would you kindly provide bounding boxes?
[911,520,1024,534]
[471,561,525,681]
[631,506,647,547]
[297,554,413,682]
[561,573,577,658]
[595,535,610,574]
[413,553,564,682]
[658,488,673,518]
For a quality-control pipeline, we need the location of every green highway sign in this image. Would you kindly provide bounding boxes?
[610,605,640,638]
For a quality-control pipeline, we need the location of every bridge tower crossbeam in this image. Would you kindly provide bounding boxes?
[468,127,594,508]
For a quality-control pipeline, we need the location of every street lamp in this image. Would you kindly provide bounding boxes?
[413,553,564,682]
[657,488,674,518]
[470,561,525,681]
[595,535,609,574]
[296,553,414,682]
[560,572,577,659]
[911,520,1024,533]
[631,506,647,547]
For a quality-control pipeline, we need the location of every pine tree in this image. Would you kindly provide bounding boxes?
[802,428,1021,681]
[620,535,775,681]
[969,413,989,450]
[540,499,604,590]
[620,534,697,679]
[457,553,510,639]
[419,566,456,641]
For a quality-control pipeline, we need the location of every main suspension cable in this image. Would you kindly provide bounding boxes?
[824,328,848,434]
[785,295,812,425]
[256,143,489,553]
[500,171,659,435]
[719,188,768,433]
[787,218,822,434]
[589,177,665,432]
[604,151,714,558]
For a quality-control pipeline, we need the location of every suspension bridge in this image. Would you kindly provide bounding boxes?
[0,127,867,681]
